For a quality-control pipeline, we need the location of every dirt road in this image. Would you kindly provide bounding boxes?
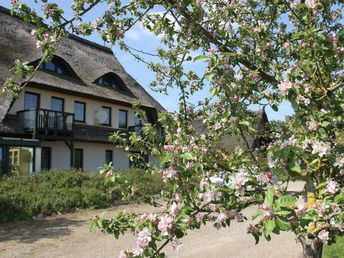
[0,182,304,258]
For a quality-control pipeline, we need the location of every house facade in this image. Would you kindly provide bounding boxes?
[0,7,164,175]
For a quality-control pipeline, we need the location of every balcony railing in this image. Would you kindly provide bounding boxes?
[17,108,74,136]
[128,124,165,138]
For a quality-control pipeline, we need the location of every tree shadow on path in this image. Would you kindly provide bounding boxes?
[0,217,86,244]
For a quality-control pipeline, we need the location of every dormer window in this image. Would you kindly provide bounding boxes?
[94,73,127,91]
[40,58,72,76]
[32,56,81,81]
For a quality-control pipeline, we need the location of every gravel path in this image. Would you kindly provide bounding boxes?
[0,182,304,258]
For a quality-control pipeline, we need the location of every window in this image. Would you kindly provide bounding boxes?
[41,147,51,171]
[24,92,40,109]
[119,109,128,129]
[101,106,111,126]
[74,148,83,170]
[40,58,72,76]
[105,150,113,164]
[51,97,64,112]
[74,101,86,123]
[94,73,127,91]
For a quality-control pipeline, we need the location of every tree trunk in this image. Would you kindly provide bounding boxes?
[301,236,323,258]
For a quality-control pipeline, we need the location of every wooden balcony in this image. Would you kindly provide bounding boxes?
[17,108,74,137]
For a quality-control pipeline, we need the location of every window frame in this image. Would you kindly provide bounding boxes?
[24,92,40,110]
[118,109,128,129]
[74,148,83,170]
[105,150,113,164]
[74,101,86,123]
[50,96,64,112]
[101,106,112,126]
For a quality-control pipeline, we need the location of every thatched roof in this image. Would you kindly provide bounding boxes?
[0,6,164,123]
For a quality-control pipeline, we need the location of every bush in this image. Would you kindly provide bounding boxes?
[0,168,163,222]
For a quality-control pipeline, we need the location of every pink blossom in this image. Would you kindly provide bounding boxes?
[105,171,113,178]
[263,211,274,219]
[215,212,228,228]
[305,0,318,9]
[209,203,218,212]
[162,168,179,183]
[158,215,174,235]
[326,180,339,194]
[43,32,50,43]
[283,42,290,49]
[296,202,307,216]
[259,204,269,211]
[164,145,177,151]
[231,172,249,187]
[312,141,331,157]
[173,193,182,202]
[318,230,330,243]
[147,213,157,222]
[137,213,148,221]
[36,40,42,49]
[203,190,221,203]
[171,236,182,251]
[307,121,318,131]
[169,202,179,216]
[278,79,293,95]
[136,227,151,248]
[30,29,37,37]
[256,173,268,185]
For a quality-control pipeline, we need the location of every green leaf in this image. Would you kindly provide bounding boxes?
[288,162,301,173]
[194,55,209,61]
[181,152,194,160]
[275,210,292,216]
[264,188,274,207]
[334,190,344,204]
[263,219,276,240]
[158,154,172,165]
[276,195,297,208]
[276,217,292,231]
[252,209,264,220]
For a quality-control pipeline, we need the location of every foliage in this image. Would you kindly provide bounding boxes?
[0,168,162,222]
[6,0,344,257]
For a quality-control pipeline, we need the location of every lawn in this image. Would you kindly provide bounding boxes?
[323,235,344,258]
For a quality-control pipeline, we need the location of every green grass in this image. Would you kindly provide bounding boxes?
[323,235,344,258]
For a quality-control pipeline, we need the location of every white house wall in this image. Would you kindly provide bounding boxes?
[9,87,137,128]
[41,141,130,172]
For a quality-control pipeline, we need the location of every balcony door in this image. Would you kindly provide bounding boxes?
[50,97,64,130]
[24,92,40,129]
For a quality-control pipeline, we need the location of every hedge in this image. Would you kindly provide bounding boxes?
[0,168,163,222]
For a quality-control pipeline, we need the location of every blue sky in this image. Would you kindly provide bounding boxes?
[3,1,294,121]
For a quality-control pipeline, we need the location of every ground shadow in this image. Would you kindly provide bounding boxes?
[0,217,86,244]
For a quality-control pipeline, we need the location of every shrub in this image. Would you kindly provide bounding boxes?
[0,168,163,222]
